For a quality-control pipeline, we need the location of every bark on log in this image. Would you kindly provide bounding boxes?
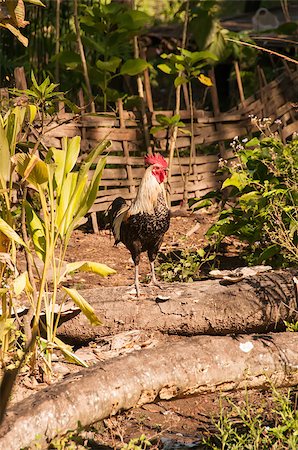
[1,332,298,450]
[58,271,298,344]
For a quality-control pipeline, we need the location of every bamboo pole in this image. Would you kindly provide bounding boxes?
[133,36,152,154]
[140,47,154,114]
[234,61,245,106]
[208,67,225,158]
[73,0,95,113]
[55,0,61,83]
[166,0,189,205]
[118,98,136,195]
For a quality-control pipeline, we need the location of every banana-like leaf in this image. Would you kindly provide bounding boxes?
[53,137,81,196]
[25,202,46,261]
[61,261,116,282]
[13,153,48,187]
[62,287,102,326]
[54,336,88,367]
[63,174,88,236]
[13,271,33,296]
[0,218,27,248]
[27,104,37,124]
[7,107,26,155]
[75,157,106,222]
[0,317,15,341]
[0,121,11,184]
[55,172,79,236]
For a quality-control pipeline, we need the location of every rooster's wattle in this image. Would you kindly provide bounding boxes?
[107,153,170,296]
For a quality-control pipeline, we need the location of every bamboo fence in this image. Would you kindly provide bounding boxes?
[1,68,297,230]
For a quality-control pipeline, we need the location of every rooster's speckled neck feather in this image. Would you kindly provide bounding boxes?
[129,166,167,215]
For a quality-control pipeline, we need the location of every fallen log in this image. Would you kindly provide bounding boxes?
[1,332,298,450]
[58,270,298,344]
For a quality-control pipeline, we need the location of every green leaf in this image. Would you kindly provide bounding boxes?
[120,58,150,76]
[24,0,45,6]
[27,104,37,124]
[222,172,248,191]
[0,120,11,184]
[174,75,187,87]
[96,57,122,74]
[63,261,116,280]
[0,218,27,248]
[62,287,102,326]
[157,63,173,74]
[257,245,280,263]
[54,337,88,367]
[245,137,260,147]
[13,153,49,188]
[13,271,32,296]
[156,114,171,125]
[191,199,212,210]
[25,202,46,261]
[150,126,164,135]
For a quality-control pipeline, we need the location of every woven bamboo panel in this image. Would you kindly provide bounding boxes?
[4,69,297,217]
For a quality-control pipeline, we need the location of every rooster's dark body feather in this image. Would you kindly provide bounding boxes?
[106,154,170,296]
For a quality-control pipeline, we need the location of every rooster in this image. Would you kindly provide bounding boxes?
[107,153,170,296]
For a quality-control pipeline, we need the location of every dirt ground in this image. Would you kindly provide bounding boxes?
[52,213,252,449]
[9,213,277,449]
[66,213,216,290]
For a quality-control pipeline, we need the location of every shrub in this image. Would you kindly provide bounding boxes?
[205,134,298,267]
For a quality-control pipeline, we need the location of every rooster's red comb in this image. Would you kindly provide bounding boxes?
[144,153,168,168]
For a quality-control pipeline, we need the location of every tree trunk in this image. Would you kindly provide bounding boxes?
[58,271,298,344]
[1,332,298,450]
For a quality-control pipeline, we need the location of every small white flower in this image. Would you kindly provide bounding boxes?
[242,138,248,143]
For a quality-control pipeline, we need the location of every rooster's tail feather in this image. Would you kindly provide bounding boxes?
[105,197,129,242]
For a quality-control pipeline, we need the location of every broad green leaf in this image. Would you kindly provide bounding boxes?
[157,63,173,74]
[239,191,260,203]
[52,136,81,197]
[222,172,248,191]
[54,337,88,367]
[62,287,102,326]
[13,153,48,187]
[0,317,15,341]
[179,128,192,135]
[191,199,212,211]
[64,261,116,278]
[78,157,106,220]
[1,22,28,46]
[28,105,37,124]
[0,121,11,184]
[150,126,164,135]
[120,58,150,76]
[62,173,87,235]
[96,57,122,73]
[13,271,33,296]
[245,137,260,147]
[257,245,280,263]
[25,202,46,261]
[55,172,79,236]
[24,0,46,6]
[174,75,187,87]
[156,114,171,126]
[53,50,81,69]
[0,218,27,248]
[64,136,81,174]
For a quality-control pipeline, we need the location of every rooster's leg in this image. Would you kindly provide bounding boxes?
[134,264,140,297]
[150,261,162,289]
